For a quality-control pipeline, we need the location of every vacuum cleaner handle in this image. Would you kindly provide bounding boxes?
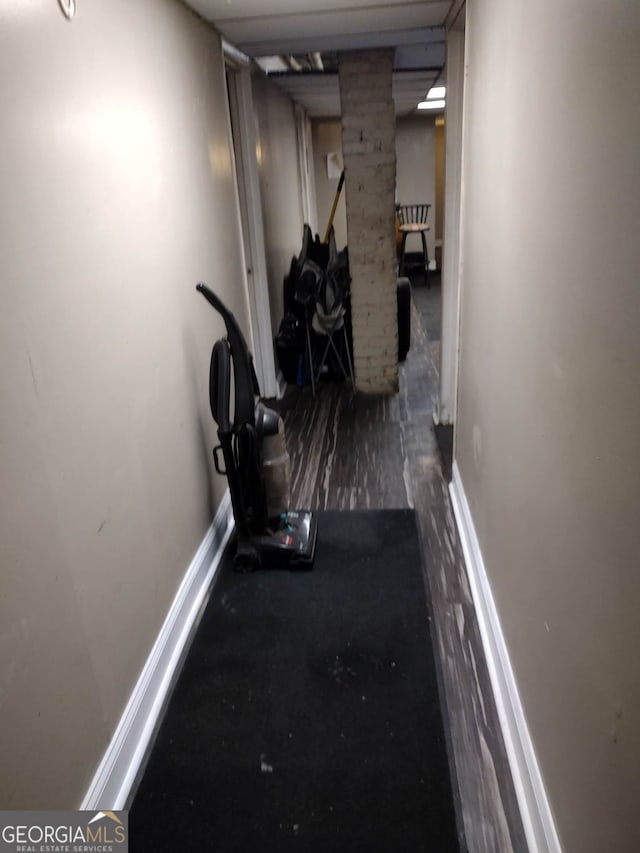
[196,283,259,427]
[210,339,231,434]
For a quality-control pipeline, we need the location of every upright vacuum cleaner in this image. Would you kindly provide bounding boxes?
[196,283,317,571]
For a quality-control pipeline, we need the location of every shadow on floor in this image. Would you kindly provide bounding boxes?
[409,268,441,343]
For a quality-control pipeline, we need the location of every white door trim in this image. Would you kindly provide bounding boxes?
[438,13,467,426]
[226,64,278,398]
[294,105,317,234]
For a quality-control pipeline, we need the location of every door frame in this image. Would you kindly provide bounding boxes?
[438,3,467,426]
[294,104,318,235]
[224,46,278,398]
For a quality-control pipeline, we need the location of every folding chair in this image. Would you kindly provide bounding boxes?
[314,229,354,392]
[294,227,354,396]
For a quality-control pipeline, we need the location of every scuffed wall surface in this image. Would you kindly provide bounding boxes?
[0,0,249,807]
[455,1,640,850]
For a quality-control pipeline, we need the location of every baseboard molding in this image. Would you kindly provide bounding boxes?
[81,491,234,810]
[449,463,562,853]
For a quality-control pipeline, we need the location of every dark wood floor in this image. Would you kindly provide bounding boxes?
[273,300,528,853]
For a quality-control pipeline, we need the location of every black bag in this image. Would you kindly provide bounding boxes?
[397,276,411,362]
[275,313,304,384]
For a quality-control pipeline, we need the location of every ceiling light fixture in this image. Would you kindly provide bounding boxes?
[427,86,446,100]
[418,99,445,110]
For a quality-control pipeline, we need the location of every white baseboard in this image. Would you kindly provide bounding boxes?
[81,491,234,810]
[449,463,562,853]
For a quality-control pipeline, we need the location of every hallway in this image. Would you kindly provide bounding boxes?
[274,301,528,853]
[2,4,638,848]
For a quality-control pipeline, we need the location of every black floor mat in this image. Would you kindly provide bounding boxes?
[130,510,460,852]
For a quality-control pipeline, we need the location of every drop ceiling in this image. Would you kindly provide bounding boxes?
[184,1,454,117]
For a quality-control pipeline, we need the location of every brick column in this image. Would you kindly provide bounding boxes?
[338,48,398,395]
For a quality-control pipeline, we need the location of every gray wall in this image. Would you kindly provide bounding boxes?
[252,74,306,336]
[312,120,348,249]
[396,115,436,261]
[0,0,251,807]
[455,1,640,850]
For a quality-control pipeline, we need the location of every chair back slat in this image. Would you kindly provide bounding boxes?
[395,203,431,225]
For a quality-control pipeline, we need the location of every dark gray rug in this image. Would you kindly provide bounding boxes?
[130,509,460,852]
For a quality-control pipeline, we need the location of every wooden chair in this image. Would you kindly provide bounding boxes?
[396,203,431,287]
